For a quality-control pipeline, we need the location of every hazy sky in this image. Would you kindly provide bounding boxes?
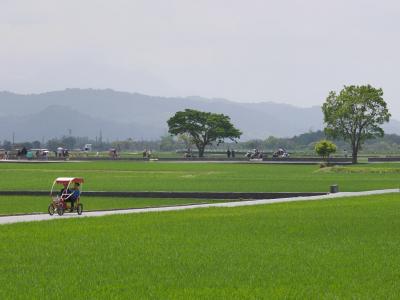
[1,0,399,118]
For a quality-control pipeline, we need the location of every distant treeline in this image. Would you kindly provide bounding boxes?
[239,131,400,154]
[1,130,400,154]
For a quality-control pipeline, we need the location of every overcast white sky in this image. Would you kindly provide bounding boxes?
[1,0,399,118]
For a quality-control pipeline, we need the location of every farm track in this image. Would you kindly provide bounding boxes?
[0,159,352,165]
[0,189,397,225]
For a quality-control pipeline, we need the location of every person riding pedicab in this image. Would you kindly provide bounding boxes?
[65,182,81,212]
[58,183,71,197]
[58,182,80,212]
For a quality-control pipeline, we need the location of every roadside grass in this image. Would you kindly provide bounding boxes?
[1,193,400,299]
[0,196,228,215]
[0,161,399,192]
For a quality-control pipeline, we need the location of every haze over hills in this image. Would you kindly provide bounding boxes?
[0,89,399,142]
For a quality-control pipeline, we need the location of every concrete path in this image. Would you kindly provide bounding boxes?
[0,189,398,225]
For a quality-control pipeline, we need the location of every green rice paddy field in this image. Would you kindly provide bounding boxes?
[1,193,400,299]
[0,161,399,192]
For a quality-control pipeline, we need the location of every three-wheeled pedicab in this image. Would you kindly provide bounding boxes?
[48,177,84,216]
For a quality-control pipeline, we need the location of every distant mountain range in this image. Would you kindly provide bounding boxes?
[0,89,399,141]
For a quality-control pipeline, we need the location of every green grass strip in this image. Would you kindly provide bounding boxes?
[0,196,229,215]
[0,161,399,192]
[316,166,400,174]
[1,193,399,299]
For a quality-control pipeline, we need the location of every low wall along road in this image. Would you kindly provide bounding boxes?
[368,157,400,162]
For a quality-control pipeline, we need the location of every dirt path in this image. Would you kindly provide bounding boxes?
[0,189,397,225]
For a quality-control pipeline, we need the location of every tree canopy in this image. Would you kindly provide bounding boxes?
[322,85,391,163]
[167,109,242,157]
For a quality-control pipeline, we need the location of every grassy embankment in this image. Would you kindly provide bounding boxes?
[1,193,400,299]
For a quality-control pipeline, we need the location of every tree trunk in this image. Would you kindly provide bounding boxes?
[197,145,205,158]
[351,149,358,164]
[351,139,358,164]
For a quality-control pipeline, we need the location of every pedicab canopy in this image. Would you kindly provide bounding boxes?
[55,177,84,185]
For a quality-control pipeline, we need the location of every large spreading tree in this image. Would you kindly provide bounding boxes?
[322,85,391,163]
[167,109,242,157]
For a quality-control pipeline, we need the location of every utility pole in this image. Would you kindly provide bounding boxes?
[99,130,103,146]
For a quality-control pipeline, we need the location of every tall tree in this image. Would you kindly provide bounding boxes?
[322,85,391,163]
[167,109,242,157]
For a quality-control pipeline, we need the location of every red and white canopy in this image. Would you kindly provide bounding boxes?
[55,177,84,184]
